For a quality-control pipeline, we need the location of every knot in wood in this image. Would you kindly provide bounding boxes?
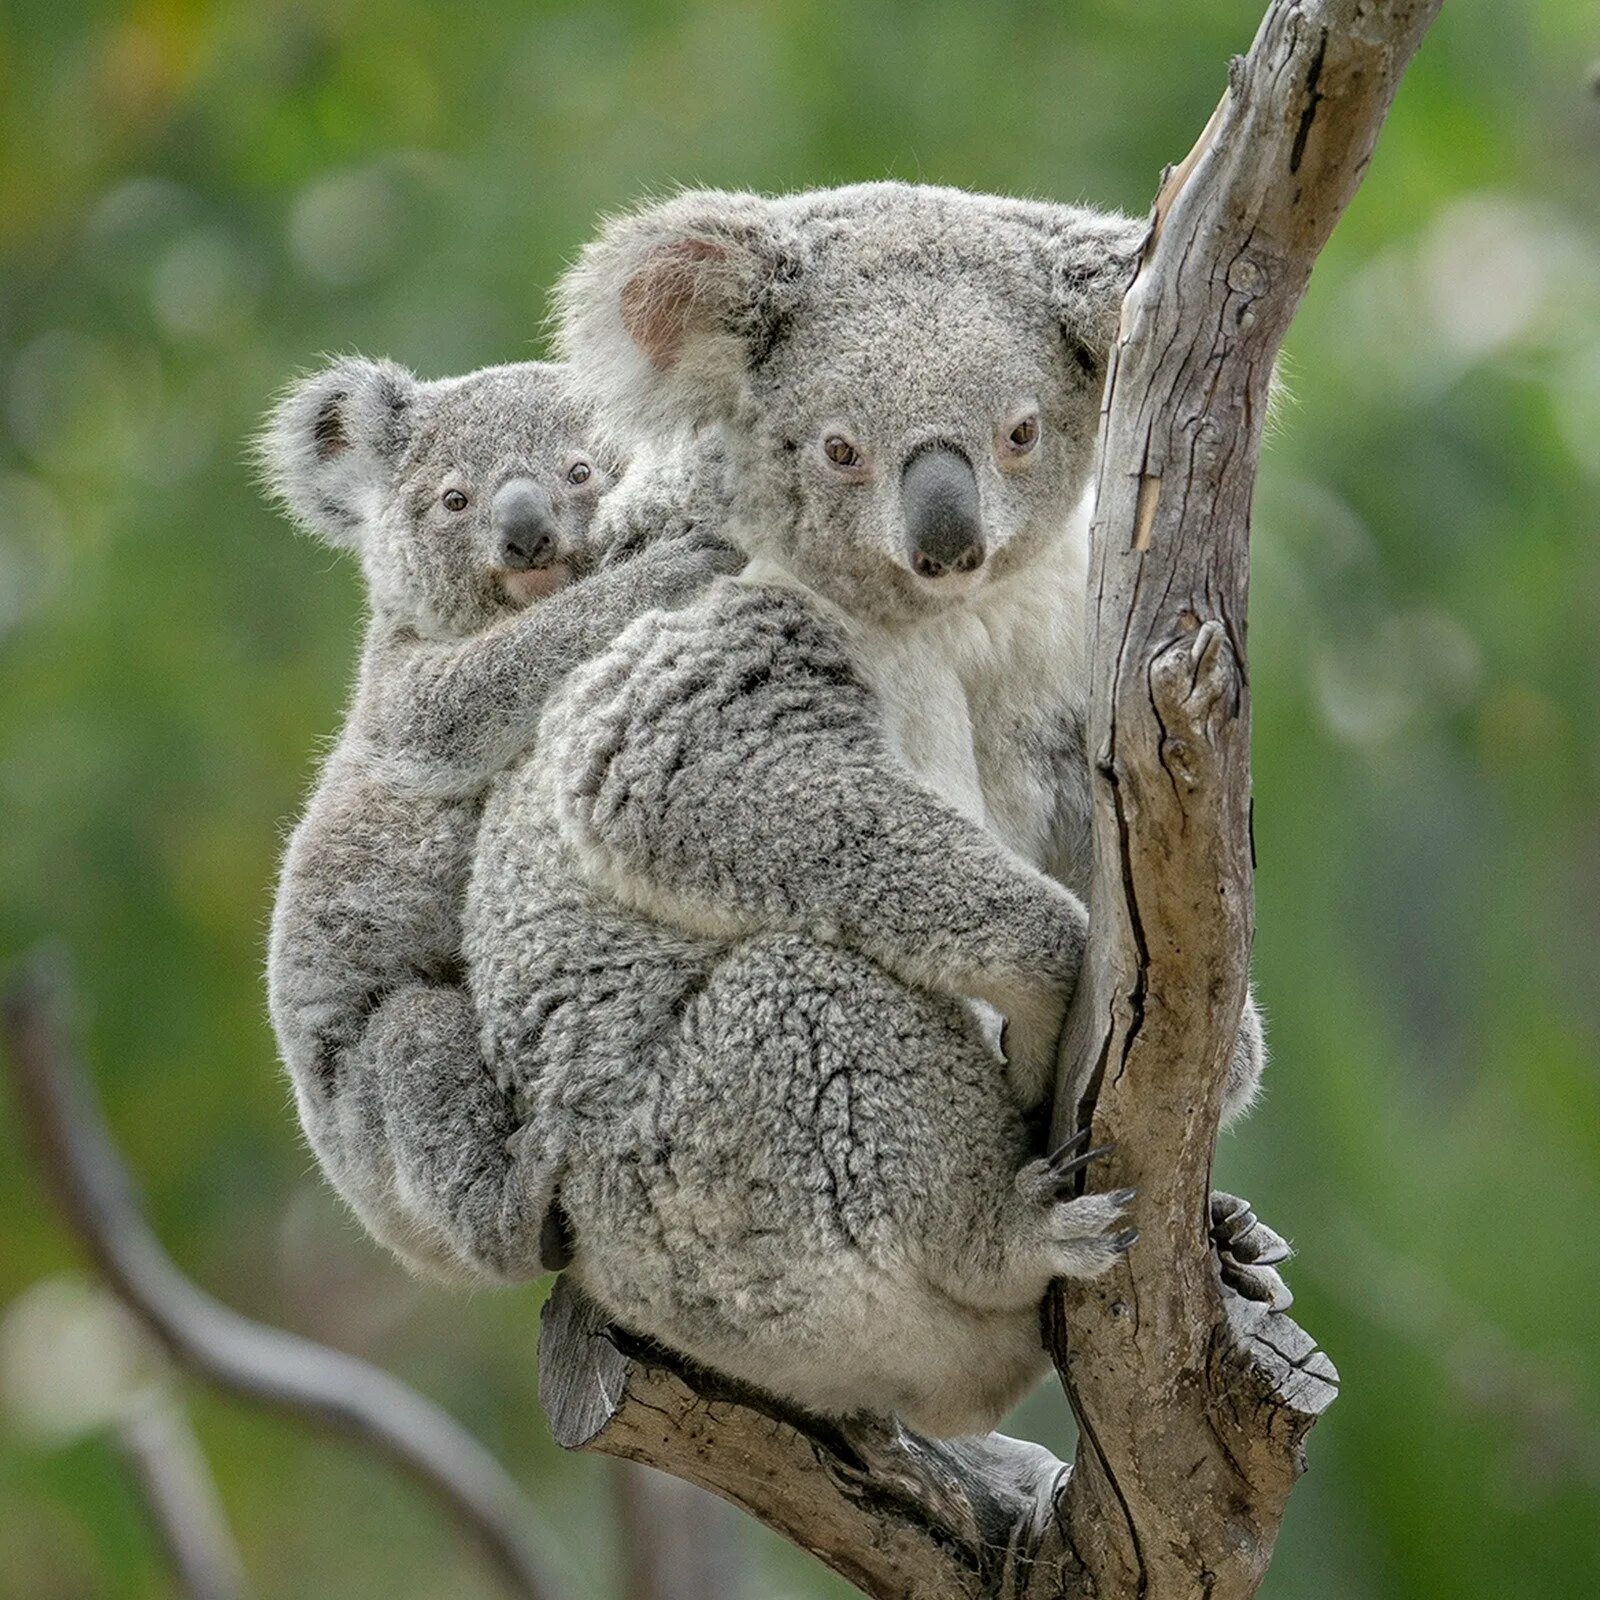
[1226,252,1267,297]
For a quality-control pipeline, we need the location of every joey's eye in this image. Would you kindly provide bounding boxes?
[566,459,592,486]
[1007,414,1039,453]
[441,488,470,512]
[823,434,862,470]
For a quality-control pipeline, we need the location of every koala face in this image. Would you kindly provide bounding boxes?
[259,359,620,636]
[558,183,1143,623]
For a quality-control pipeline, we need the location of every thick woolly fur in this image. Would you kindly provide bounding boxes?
[261,356,737,1282]
[466,183,1269,1436]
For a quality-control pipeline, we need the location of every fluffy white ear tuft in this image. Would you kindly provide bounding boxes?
[255,356,419,546]
[554,190,791,449]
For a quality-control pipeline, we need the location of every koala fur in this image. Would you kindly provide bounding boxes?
[465,184,1268,1435]
[260,356,734,1281]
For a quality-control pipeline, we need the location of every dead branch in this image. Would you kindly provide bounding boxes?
[0,951,561,1600]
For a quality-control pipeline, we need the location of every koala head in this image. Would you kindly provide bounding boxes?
[557,182,1142,623]
[258,358,622,636]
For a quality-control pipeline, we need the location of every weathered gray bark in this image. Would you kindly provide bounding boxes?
[536,3,1441,1596]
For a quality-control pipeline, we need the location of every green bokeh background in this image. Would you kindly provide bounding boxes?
[2,2,1597,1596]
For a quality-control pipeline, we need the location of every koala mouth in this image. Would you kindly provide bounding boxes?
[497,562,575,606]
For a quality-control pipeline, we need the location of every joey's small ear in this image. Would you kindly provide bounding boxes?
[555,189,793,448]
[255,356,419,545]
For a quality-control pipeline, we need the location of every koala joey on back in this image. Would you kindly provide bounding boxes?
[259,356,735,1282]
[466,184,1268,1436]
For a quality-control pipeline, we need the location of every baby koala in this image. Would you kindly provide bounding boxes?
[259,356,732,1281]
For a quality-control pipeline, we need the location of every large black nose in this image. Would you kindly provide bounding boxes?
[491,478,558,570]
[901,445,985,579]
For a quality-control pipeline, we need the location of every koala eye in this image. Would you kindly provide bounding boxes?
[999,409,1041,464]
[822,434,864,471]
[441,488,470,512]
[566,459,593,486]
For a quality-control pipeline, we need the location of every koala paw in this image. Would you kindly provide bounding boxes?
[1015,1132,1137,1280]
[654,532,745,592]
[1210,1190,1293,1309]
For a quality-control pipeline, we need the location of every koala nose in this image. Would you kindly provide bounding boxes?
[901,445,985,579]
[491,478,558,570]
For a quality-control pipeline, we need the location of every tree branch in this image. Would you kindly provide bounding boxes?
[113,1390,251,1600]
[1040,3,1439,1595]
[538,1281,1070,1600]
[0,951,562,1600]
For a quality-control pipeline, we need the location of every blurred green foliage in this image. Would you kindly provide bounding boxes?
[1,2,1597,1596]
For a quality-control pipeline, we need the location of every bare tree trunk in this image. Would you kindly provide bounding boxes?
[533,2,1442,1595]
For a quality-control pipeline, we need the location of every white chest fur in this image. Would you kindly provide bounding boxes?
[739,499,1091,871]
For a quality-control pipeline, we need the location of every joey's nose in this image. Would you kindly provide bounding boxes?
[901,446,985,579]
[491,478,558,570]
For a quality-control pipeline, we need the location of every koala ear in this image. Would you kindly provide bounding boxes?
[555,190,792,446]
[256,356,420,546]
[1030,207,1147,377]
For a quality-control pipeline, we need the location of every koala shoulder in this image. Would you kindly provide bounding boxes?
[544,578,870,844]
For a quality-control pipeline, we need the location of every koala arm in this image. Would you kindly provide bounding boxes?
[549,581,1087,1102]
[371,538,739,794]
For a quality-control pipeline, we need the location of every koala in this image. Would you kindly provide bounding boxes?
[465,184,1269,1436]
[259,356,734,1282]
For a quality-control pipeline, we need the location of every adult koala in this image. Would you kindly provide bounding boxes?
[467,184,1265,1435]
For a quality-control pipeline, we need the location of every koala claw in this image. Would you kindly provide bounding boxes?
[1038,1187,1139,1279]
[1210,1190,1293,1309]
[1047,1124,1096,1161]
[1049,1142,1117,1192]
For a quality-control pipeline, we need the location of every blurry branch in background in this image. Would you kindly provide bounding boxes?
[0,950,563,1600]
[113,1389,250,1600]
[611,1462,742,1600]
[535,3,1439,1598]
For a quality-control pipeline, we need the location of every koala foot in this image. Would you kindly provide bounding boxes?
[1210,1191,1293,1309]
[1013,1140,1137,1282]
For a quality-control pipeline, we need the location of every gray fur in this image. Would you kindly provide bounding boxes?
[261,356,736,1281]
[467,183,1268,1434]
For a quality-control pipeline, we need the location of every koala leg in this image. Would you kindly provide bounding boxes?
[357,984,558,1282]
[923,1129,1137,1313]
[556,934,1120,1437]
